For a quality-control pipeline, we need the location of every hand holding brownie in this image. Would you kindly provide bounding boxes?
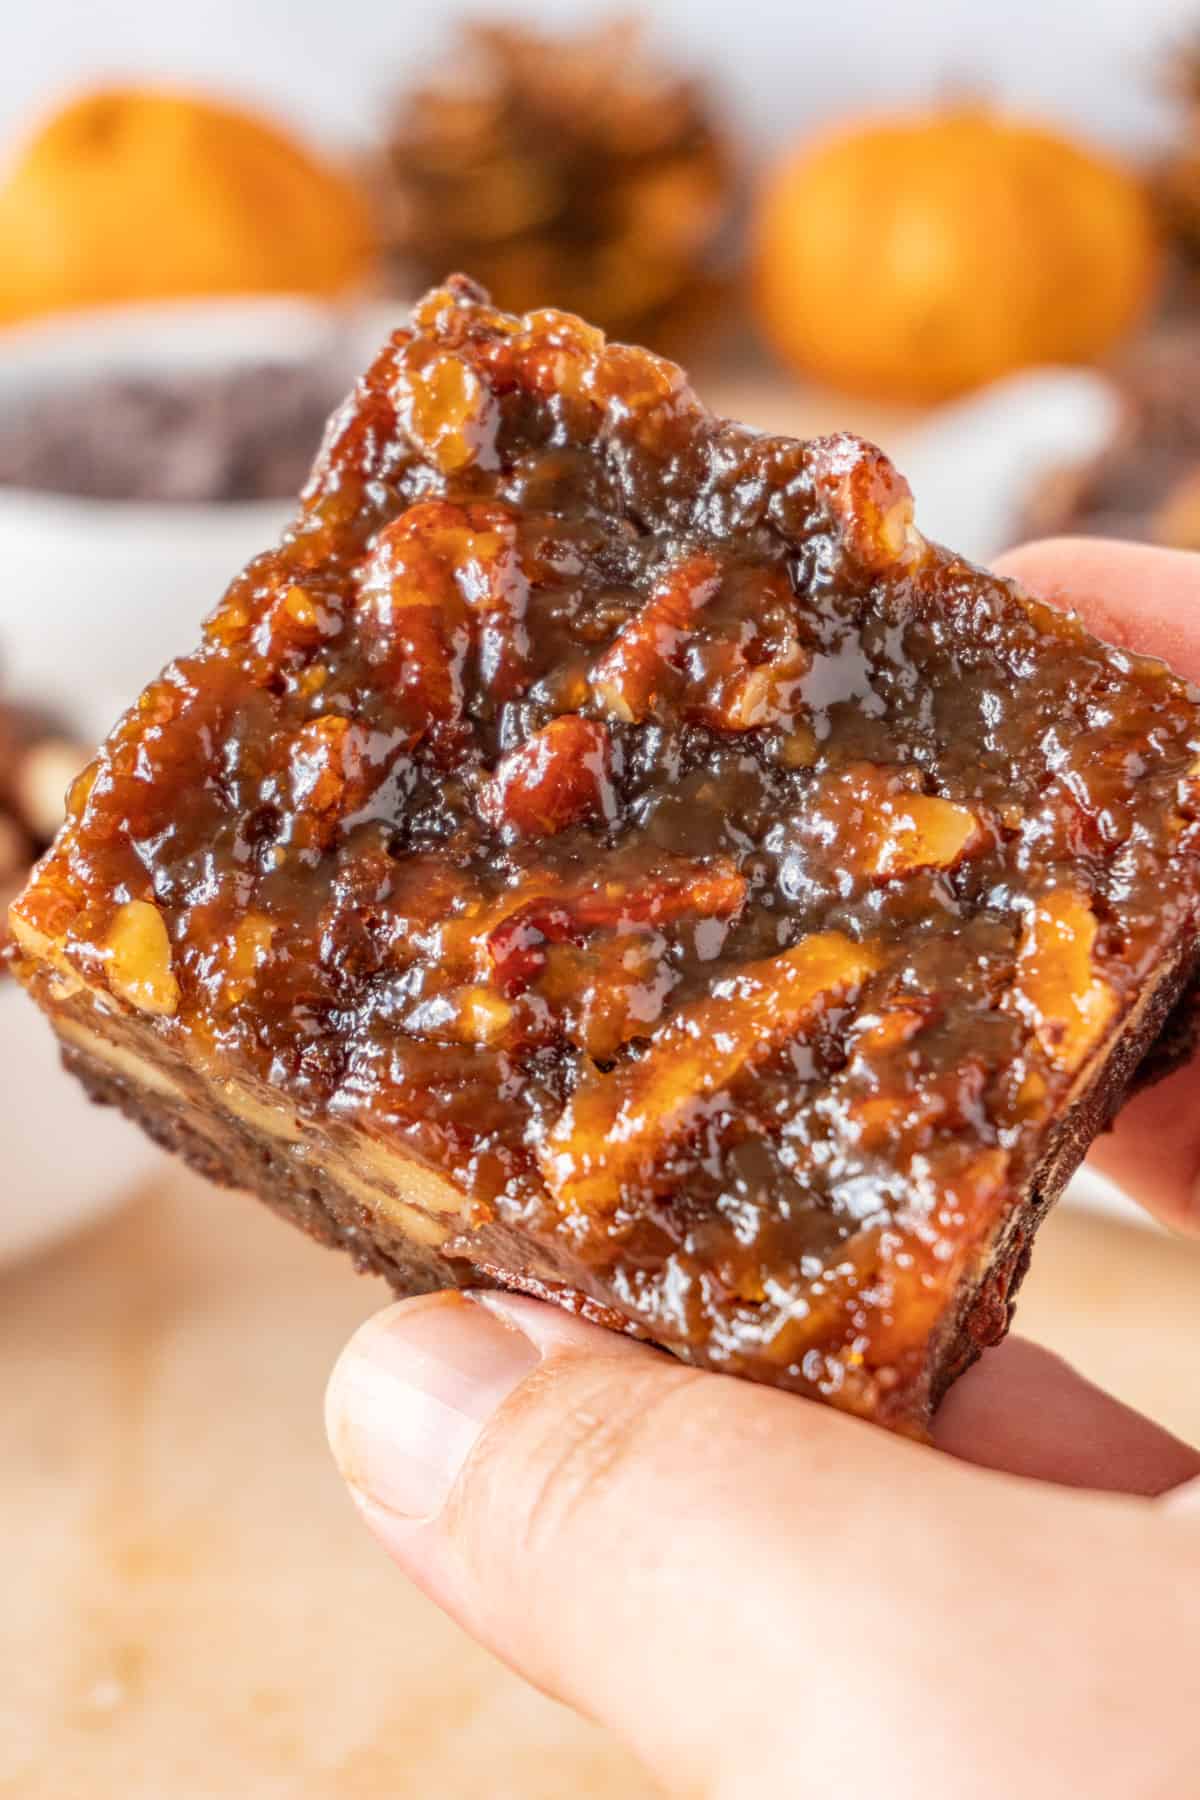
[326,539,1200,1800]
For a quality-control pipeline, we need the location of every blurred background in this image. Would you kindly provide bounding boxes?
[0,0,1193,150]
[2,4,1200,1796]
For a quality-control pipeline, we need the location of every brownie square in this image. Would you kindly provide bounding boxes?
[12,278,1200,1432]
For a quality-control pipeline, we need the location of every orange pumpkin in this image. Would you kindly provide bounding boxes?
[752,107,1160,404]
[0,87,377,326]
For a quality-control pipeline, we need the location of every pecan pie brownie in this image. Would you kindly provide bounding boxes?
[11,278,1200,1431]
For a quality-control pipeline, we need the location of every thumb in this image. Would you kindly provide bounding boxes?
[324,1290,1192,1799]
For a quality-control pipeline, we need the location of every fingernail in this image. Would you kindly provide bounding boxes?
[325,1292,540,1523]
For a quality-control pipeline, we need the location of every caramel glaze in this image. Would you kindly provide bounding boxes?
[15,277,1200,1425]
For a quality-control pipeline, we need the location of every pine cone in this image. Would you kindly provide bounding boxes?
[1154,32,1200,266]
[371,18,736,348]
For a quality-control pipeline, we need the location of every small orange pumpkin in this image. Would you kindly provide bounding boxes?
[0,86,377,326]
[752,107,1160,404]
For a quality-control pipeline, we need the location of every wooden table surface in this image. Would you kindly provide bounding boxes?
[2,1170,1198,1800]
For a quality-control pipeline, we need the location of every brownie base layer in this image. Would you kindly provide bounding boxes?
[49,927,1197,1427]
[54,1005,638,1340]
[65,1042,451,1297]
[1130,968,1200,1092]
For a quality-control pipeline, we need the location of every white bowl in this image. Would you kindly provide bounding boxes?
[0,296,405,740]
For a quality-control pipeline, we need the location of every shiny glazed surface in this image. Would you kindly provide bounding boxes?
[16,278,1200,1422]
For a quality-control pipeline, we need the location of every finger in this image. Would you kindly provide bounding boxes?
[325,1291,1191,1796]
[933,1335,1200,1495]
[992,537,1200,1234]
[1074,1069,1200,1233]
[993,536,1200,681]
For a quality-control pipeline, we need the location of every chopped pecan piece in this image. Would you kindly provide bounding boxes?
[866,793,984,880]
[395,348,501,475]
[589,551,722,722]
[102,900,179,1017]
[286,715,381,850]
[479,715,614,838]
[357,499,531,728]
[486,859,747,995]
[539,932,881,1214]
[808,764,986,884]
[1009,889,1119,1072]
[807,434,925,572]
